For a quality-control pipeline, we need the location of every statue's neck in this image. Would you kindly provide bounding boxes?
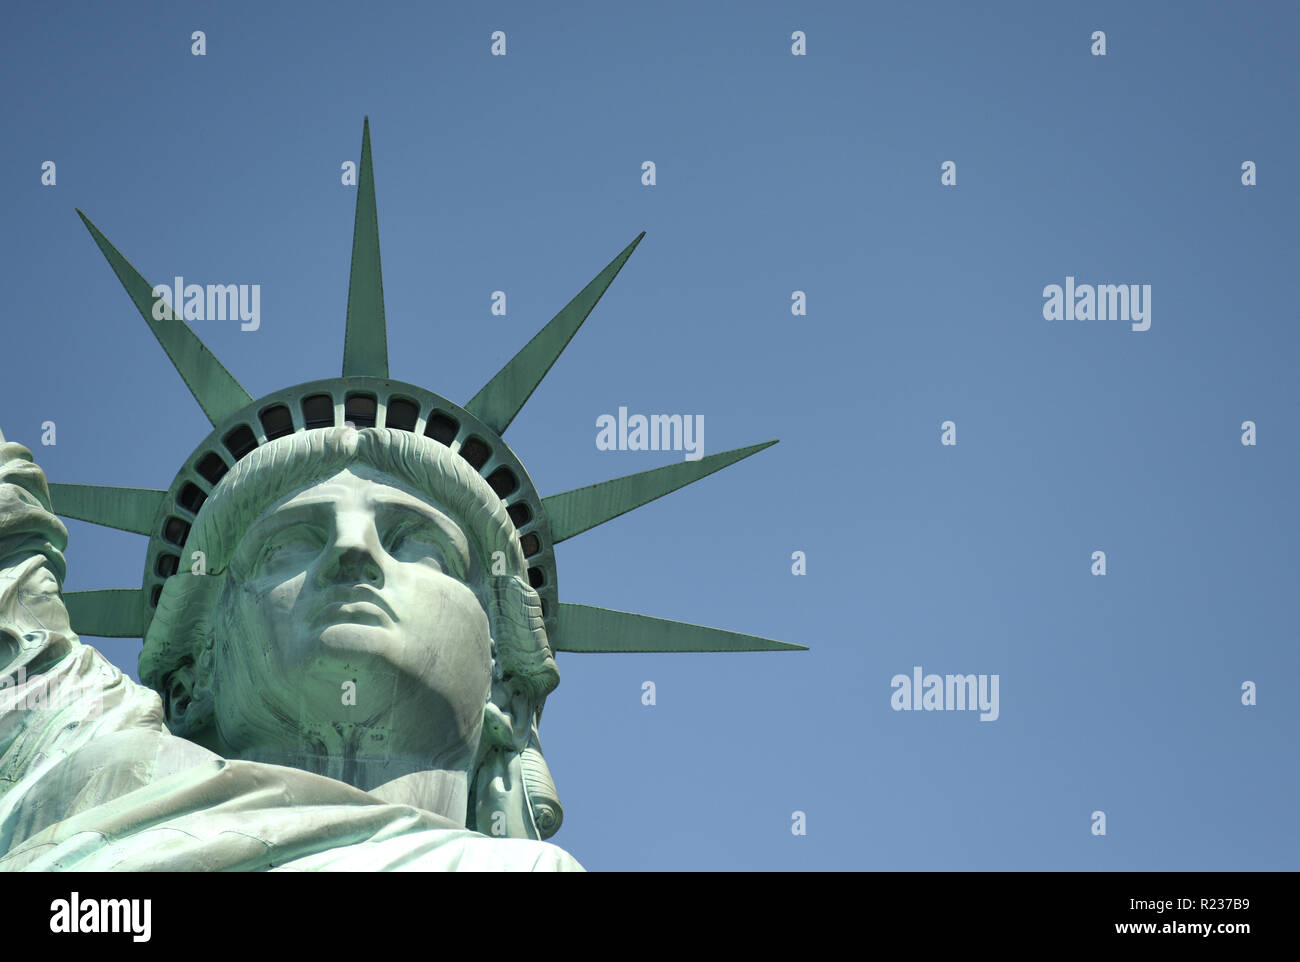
[215,741,471,826]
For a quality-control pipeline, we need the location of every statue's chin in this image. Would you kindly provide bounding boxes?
[287,623,412,692]
[297,625,443,705]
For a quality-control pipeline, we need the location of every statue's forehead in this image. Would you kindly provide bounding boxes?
[266,466,450,518]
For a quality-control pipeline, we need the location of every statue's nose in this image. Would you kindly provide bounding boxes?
[319,514,383,585]
[327,545,382,585]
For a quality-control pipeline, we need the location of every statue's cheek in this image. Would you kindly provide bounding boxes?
[265,574,306,607]
[235,569,307,607]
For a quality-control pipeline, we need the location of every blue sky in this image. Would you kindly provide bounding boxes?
[2,0,1297,870]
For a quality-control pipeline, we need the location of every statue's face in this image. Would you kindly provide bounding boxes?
[209,465,493,778]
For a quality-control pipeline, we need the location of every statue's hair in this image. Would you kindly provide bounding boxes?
[138,427,563,837]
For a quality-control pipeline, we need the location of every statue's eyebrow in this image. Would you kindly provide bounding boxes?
[233,487,474,572]
[368,494,473,570]
[235,502,327,560]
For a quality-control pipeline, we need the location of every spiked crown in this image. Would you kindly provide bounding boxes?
[51,119,804,660]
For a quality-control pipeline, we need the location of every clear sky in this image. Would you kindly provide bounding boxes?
[2,0,1297,870]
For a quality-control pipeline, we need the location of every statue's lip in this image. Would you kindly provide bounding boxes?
[311,587,396,623]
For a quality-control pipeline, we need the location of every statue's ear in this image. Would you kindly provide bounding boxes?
[162,659,199,732]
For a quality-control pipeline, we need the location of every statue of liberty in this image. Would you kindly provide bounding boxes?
[0,121,799,871]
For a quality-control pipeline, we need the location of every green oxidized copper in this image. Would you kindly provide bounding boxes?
[0,120,803,872]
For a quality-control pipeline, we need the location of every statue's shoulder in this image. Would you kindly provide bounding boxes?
[461,834,586,872]
[395,832,588,872]
[269,825,587,872]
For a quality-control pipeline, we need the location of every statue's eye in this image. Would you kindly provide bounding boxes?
[386,520,458,573]
[258,524,324,565]
[386,520,435,553]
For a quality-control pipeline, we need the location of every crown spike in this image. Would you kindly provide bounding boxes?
[64,588,145,638]
[555,603,804,653]
[47,483,166,536]
[342,117,389,378]
[542,440,776,543]
[466,232,645,434]
[76,211,253,427]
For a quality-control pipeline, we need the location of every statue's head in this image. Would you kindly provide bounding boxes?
[138,426,564,839]
[61,121,795,852]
